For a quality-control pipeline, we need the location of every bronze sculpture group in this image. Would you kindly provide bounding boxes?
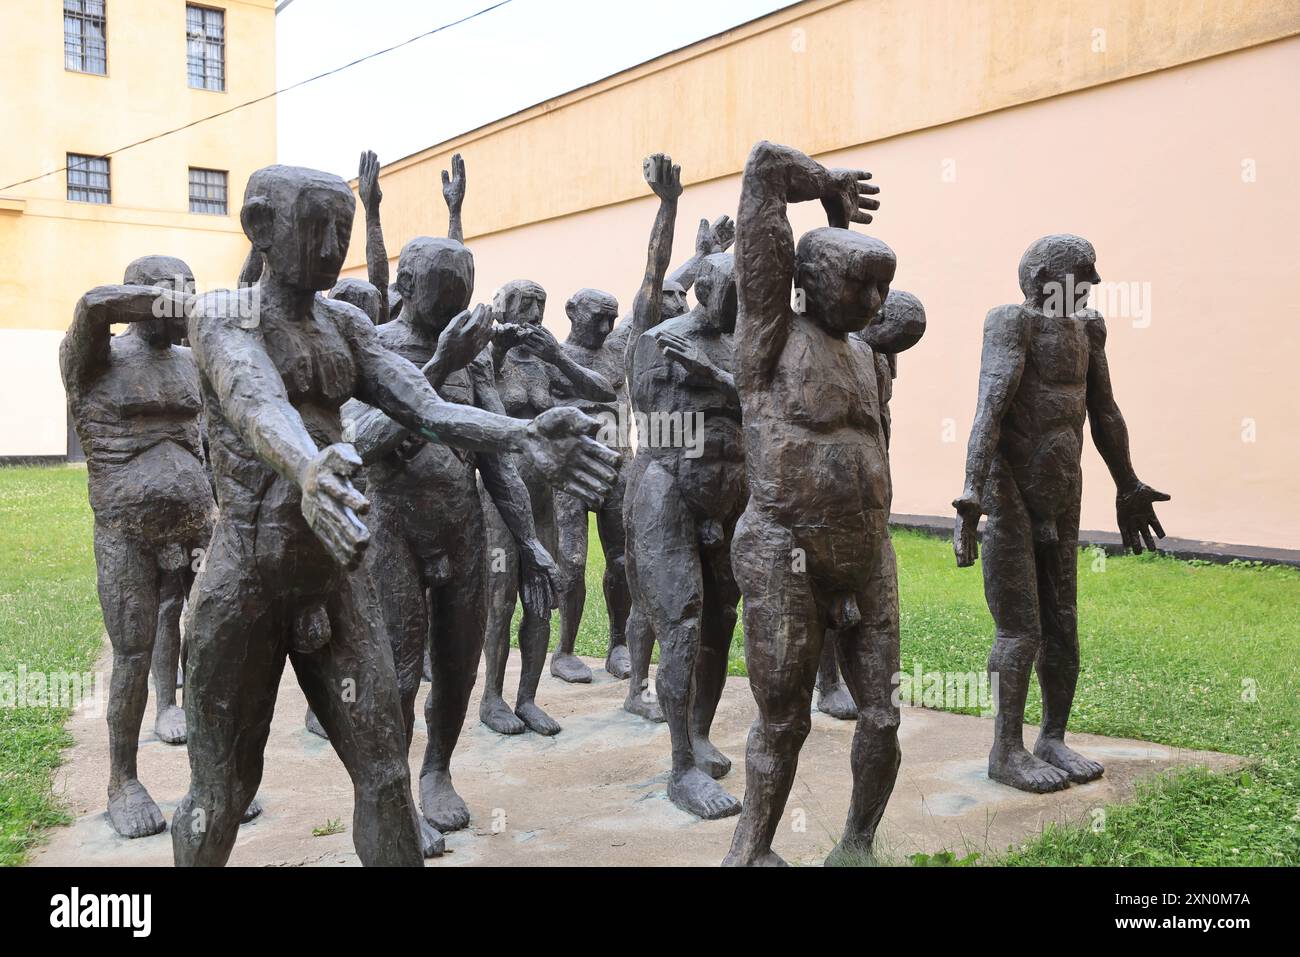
[61,138,1169,866]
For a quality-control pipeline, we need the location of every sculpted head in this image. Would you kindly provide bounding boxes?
[1019,233,1099,315]
[395,236,473,333]
[662,280,688,319]
[331,278,383,324]
[795,228,895,335]
[124,255,194,346]
[493,279,546,326]
[693,253,737,334]
[565,288,618,349]
[240,165,355,292]
[860,288,926,355]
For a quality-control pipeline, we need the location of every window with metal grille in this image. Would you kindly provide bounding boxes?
[64,0,108,75]
[189,167,229,215]
[67,154,111,204]
[186,5,225,92]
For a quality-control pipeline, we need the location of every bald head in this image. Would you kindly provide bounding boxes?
[494,279,546,326]
[1018,233,1099,312]
[565,288,618,348]
[795,227,896,334]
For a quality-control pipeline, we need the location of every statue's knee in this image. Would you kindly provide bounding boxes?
[764,713,811,746]
[859,705,900,738]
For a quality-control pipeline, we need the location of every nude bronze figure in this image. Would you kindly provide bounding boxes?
[616,212,735,711]
[477,277,619,734]
[60,255,211,839]
[724,141,898,867]
[171,164,617,866]
[621,154,746,820]
[816,289,926,720]
[953,234,1169,792]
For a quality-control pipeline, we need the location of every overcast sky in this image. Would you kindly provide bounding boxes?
[276,0,799,178]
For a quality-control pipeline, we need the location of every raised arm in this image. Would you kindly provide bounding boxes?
[1084,313,1170,553]
[952,304,1030,565]
[735,140,879,388]
[441,153,466,245]
[668,215,734,292]
[625,153,682,390]
[61,285,188,389]
[358,150,390,326]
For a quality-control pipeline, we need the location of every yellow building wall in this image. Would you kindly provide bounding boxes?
[0,0,276,455]
[344,0,1300,550]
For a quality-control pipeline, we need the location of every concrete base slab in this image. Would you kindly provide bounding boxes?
[30,650,1240,866]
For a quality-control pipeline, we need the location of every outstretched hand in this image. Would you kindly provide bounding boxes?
[441,152,466,213]
[822,168,879,228]
[299,444,371,570]
[643,153,682,202]
[1117,482,1170,554]
[359,150,382,212]
[523,407,621,509]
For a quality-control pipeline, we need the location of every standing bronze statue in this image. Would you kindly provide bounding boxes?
[623,154,746,820]
[816,289,926,720]
[725,141,898,867]
[550,288,631,681]
[953,234,1169,792]
[173,165,618,866]
[342,153,594,852]
[618,212,735,712]
[478,279,618,734]
[60,255,211,839]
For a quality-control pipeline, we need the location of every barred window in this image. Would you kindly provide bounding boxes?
[189,167,228,215]
[186,5,225,92]
[67,154,111,204]
[64,0,108,75]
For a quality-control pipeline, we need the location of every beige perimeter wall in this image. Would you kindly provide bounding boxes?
[355,0,1299,550]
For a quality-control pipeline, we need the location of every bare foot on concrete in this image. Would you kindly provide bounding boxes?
[667,767,740,820]
[420,771,470,832]
[420,817,445,858]
[480,694,526,735]
[693,736,731,779]
[107,779,166,838]
[516,701,561,736]
[550,652,592,684]
[1035,736,1104,784]
[304,708,328,739]
[241,795,263,823]
[605,645,631,679]
[154,704,187,744]
[722,848,788,867]
[624,684,665,723]
[989,744,1071,793]
[815,683,858,720]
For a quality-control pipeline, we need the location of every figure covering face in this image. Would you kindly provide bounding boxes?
[172,164,617,866]
[60,255,211,839]
[953,234,1169,793]
[620,154,747,820]
[724,140,901,867]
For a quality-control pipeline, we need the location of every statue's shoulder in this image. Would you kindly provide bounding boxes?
[983,303,1032,343]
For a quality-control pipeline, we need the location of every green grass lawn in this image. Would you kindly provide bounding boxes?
[0,466,103,866]
[1,465,1296,865]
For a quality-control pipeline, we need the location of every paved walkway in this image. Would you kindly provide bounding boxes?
[30,651,1239,866]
